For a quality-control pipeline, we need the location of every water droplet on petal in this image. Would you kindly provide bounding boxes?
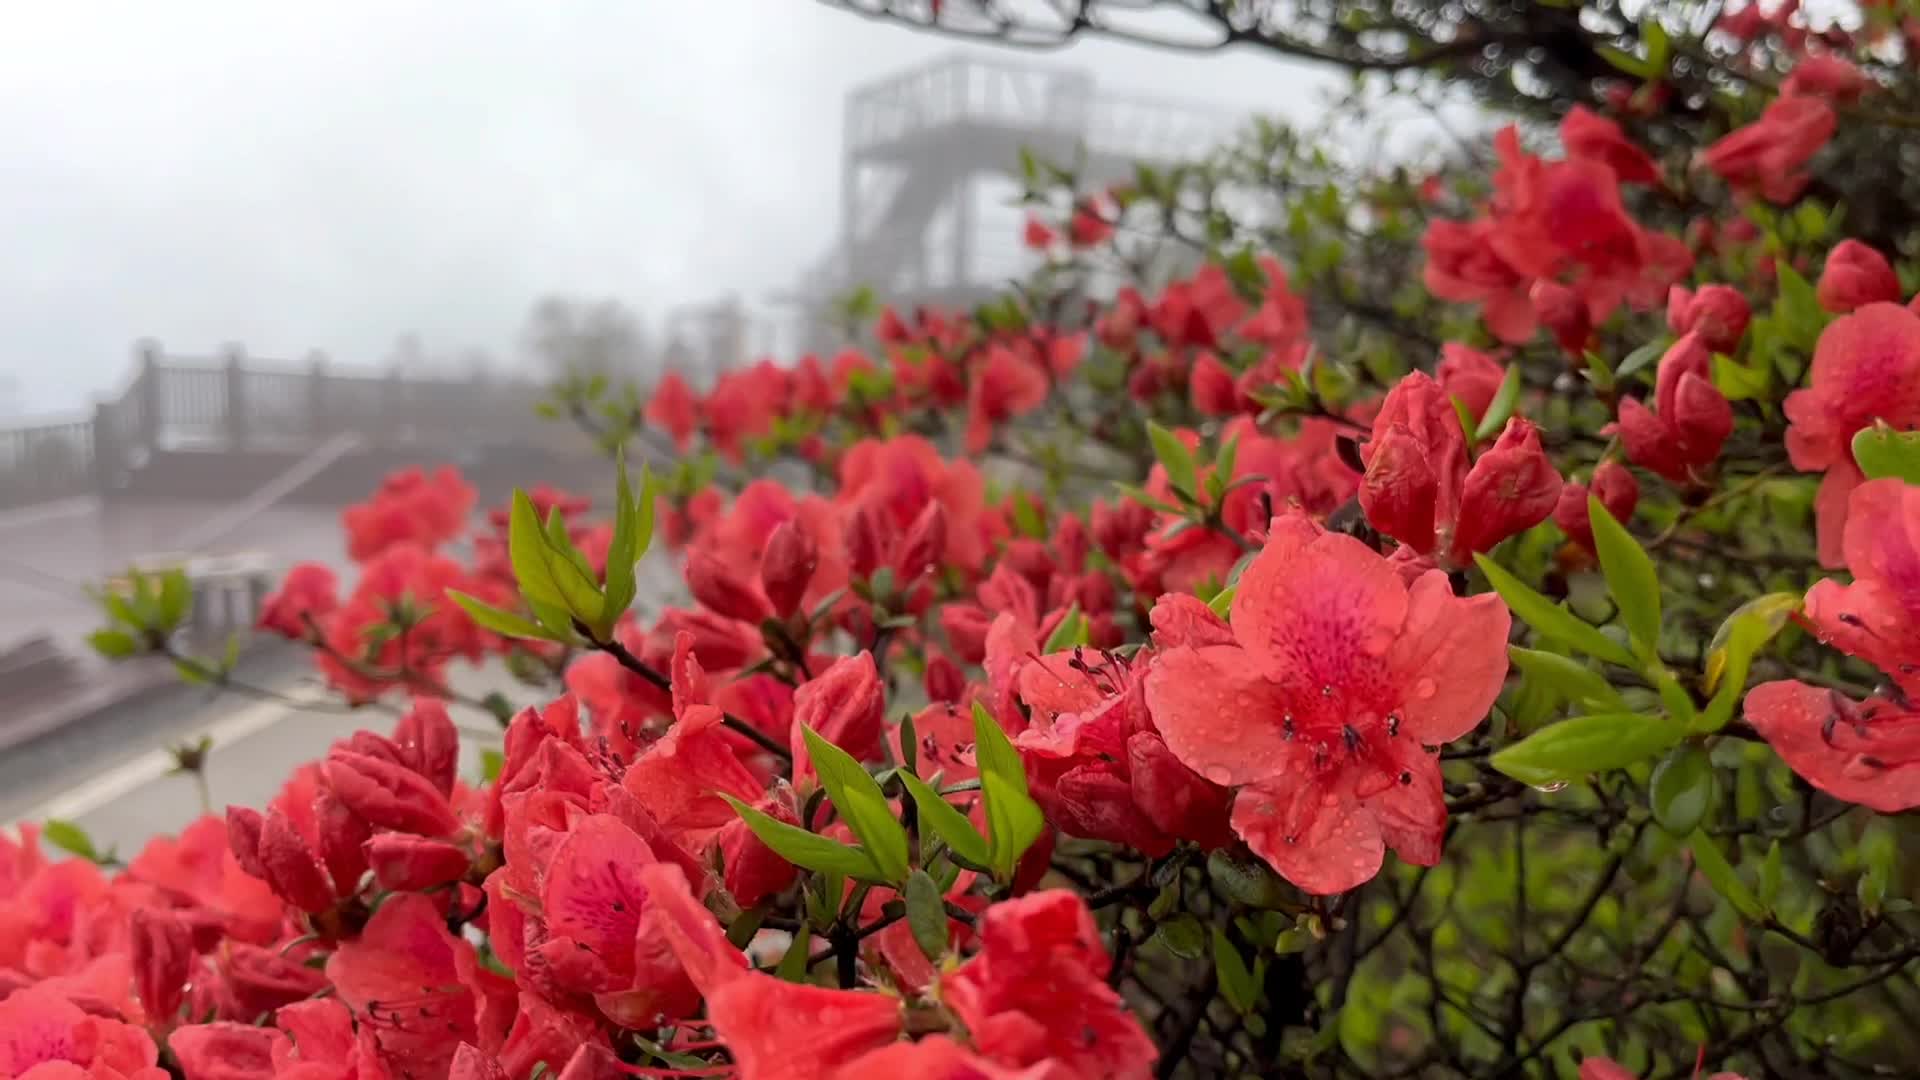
[1414,678,1437,700]
[1204,765,1234,786]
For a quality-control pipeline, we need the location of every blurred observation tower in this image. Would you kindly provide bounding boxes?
[767,53,1230,356]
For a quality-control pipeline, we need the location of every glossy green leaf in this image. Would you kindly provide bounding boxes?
[87,629,141,659]
[1699,591,1801,732]
[1212,928,1259,1013]
[1615,339,1665,380]
[898,771,991,869]
[801,726,909,884]
[602,454,640,621]
[970,702,1027,798]
[721,795,882,881]
[1146,420,1198,500]
[1507,647,1625,711]
[1154,914,1207,960]
[896,709,919,776]
[1587,496,1661,659]
[1042,605,1088,653]
[1649,744,1714,836]
[1475,555,1636,667]
[1851,420,1920,484]
[981,771,1045,882]
[1472,363,1522,442]
[904,870,948,962]
[43,819,100,862]
[1207,584,1236,618]
[157,570,192,631]
[1758,840,1783,909]
[508,490,565,610]
[1491,713,1682,787]
[775,923,812,982]
[1689,831,1765,921]
[447,590,564,642]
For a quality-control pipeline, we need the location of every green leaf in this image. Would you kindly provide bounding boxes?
[969,702,1044,878]
[479,748,505,784]
[1115,483,1182,516]
[896,709,918,776]
[801,727,910,885]
[721,794,882,881]
[1643,17,1671,73]
[1699,592,1801,732]
[508,490,565,610]
[1758,840,1783,909]
[1212,928,1259,1013]
[43,819,100,862]
[1146,420,1198,501]
[981,771,1045,883]
[775,922,812,982]
[1448,394,1477,442]
[1206,850,1290,909]
[1587,496,1661,659]
[1472,364,1522,442]
[1507,646,1625,712]
[1650,744,1714,836]
[1042,605,1088,653]
[1207,584,1236,619]
[1597,44,1654,79]
[157,570,192,631]
[1689,831,1765,921]
[1153,914,1207,960]
[904,870,948,963]
[87,629,141,660]
[602,454,640,621]
[970,702,1027,798]
[1615,339,1665,380]
[1851,420,1920,484]
[1475,555,1636,667]
[1491,713,1682,787]
[898,771,991,869]
[447,590,563,642]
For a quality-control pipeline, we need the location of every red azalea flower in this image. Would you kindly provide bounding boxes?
[1423,218,1537,344]
[942,890,1158,1079]
[636,863,904,1079]
[1817,239,1903,313]
[1783,303,1920,565]
[2,985,165,1078]
[1668,284,1752,353]
[1702,95,1836,205]
[1144,514,1510,893]
[325,893,511,1078]
[256,562,337,639]
[1359,372,1561,567]
[1553,461,1641,554]
[1436,343,1507,422]
[1613,333,1735,488]
[1747,479,1920,812]
[964,345,1050,454]
[1561,105,1661,186]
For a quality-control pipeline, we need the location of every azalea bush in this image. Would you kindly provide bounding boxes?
[11,2,1920,1078]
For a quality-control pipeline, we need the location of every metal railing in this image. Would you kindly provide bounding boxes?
[0,343,571,510]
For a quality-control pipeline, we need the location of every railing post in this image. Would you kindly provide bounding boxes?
[306,350,329,438]
[135,339,162,452]
[223,343,247,449]
[91,401,117,493]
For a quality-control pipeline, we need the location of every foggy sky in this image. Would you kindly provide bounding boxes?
[0,3,1331,416]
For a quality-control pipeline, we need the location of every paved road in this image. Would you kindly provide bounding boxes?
[1,549,683,857]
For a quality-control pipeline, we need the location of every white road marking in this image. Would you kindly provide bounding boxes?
[0,497,100,532]
[5,687,323,828]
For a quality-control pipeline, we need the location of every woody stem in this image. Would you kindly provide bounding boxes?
[592,634,795,763]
